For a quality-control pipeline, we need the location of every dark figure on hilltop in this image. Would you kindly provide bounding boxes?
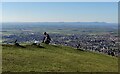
[14,39,20,46]
[77,44,80,49]
[14,39,25,48]
[42,32,51,44]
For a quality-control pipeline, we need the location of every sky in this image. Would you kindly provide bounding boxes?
[1,0,120,2]
[1,2,118,23]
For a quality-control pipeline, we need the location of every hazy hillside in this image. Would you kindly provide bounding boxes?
[2,22,118,36]
[2,44,118,72]
[2,22,117,31]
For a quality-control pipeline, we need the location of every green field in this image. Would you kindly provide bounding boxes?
[2,44,118,72]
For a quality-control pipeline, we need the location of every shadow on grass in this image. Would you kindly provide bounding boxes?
[76,48,85,52]
[14,43,26,48]
[36,45,45,48]
[31,44,45,48]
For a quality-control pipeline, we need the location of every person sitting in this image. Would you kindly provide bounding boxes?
[42,32,51,44]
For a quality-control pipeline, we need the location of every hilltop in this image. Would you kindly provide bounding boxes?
[2,44,118,72]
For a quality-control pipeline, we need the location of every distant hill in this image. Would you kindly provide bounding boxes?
[2,44,118,72]
[2,22,117,30]
[2,22,118,35]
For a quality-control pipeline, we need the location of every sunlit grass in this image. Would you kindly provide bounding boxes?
[2,44,118,72]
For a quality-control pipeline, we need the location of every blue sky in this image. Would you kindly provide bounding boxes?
[1,0,120,2]
[2,2,118,23]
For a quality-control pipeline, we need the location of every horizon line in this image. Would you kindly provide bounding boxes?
[1,21,118,24]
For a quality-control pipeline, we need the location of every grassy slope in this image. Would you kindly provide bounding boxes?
[2,44,118,72]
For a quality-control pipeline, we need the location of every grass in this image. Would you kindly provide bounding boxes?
[2,44,118,72]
